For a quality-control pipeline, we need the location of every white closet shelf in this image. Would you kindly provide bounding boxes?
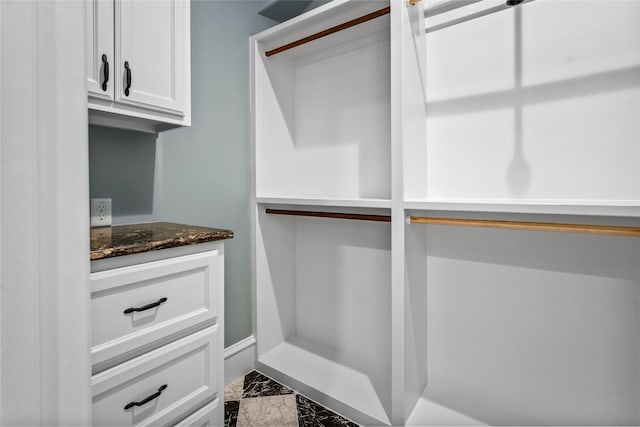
[403,199,640,217]
[256,338,391,426]
[256,0,390,59]
[264,5,389,57]
[257,196,392,209]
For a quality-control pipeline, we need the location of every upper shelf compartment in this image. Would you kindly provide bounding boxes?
[404,0,640,215]
[252,0,391,202]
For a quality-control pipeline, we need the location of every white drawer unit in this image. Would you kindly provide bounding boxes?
[91,250,221,370]
[92,326,218,427]
[91,239,226,427]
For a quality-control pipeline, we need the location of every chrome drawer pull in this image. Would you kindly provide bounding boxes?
[123,297,168,315]
[124,384,167,410]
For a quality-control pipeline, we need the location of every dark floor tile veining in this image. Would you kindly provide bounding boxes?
[225,400,240,427]
[242,370,295,399]
[224,370,359,427]
[296,394,359,427]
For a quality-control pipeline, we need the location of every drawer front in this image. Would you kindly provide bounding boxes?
[91,250,221,368]
[92,326,218,427]
[174,399,220,427]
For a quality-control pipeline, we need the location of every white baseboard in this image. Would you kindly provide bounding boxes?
[224,335,256,386]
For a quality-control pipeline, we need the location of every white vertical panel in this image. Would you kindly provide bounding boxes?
[255,209,297,356]
[1,2,40,422]
[255,53,297,197]
[425,226,640,425]
[421,0,640,203]
[397,0,429,423]
[1,0,91,424]
[293,41,391,199]
[255,28,391,200]
[294,218,391,369]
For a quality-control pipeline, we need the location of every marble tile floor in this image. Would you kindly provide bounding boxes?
[224,370,359,427]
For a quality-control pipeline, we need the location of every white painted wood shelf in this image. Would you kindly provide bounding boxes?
[257,196,392,209]
[404,199,640,217]
[405,391,486,427]
[257,339,390,425]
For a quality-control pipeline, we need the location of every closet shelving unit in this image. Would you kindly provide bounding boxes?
[252,0,640,425]
[251,1,395,424]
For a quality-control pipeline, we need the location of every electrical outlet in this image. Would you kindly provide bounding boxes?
[90,198,112,228]
[91,226,112,247]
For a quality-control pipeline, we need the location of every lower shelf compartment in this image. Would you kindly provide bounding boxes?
[406,389,485,427]
[404,220,640,426]
[257,336,391,426]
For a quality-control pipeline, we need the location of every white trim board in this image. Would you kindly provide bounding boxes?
[224,335,256,386]
[0,1,91,424]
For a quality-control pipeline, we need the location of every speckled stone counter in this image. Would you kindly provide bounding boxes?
[90,222,234,261]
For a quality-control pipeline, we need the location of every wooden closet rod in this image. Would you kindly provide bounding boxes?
[266,208,391,222]
[409,216,640,237]
[265,6,391,57]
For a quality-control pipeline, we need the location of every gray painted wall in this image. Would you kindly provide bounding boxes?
[89,0,331,347]
[153,1,275,347]
[89,126,158,225]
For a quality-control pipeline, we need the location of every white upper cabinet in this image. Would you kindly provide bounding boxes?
[87,0,191,133]
[115,0,188,116]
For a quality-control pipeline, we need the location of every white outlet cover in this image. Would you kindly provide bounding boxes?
[90,198,112,228]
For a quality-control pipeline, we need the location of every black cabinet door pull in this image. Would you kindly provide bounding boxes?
[124,384,167,410]
[101,54,109,91]
[124,61,132,96]
[123,297,168,315]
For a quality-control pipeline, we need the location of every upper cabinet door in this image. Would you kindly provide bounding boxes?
[115,0,189,118]
[87,0,115,101]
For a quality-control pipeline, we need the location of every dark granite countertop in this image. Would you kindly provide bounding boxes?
[90,222,234,261]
